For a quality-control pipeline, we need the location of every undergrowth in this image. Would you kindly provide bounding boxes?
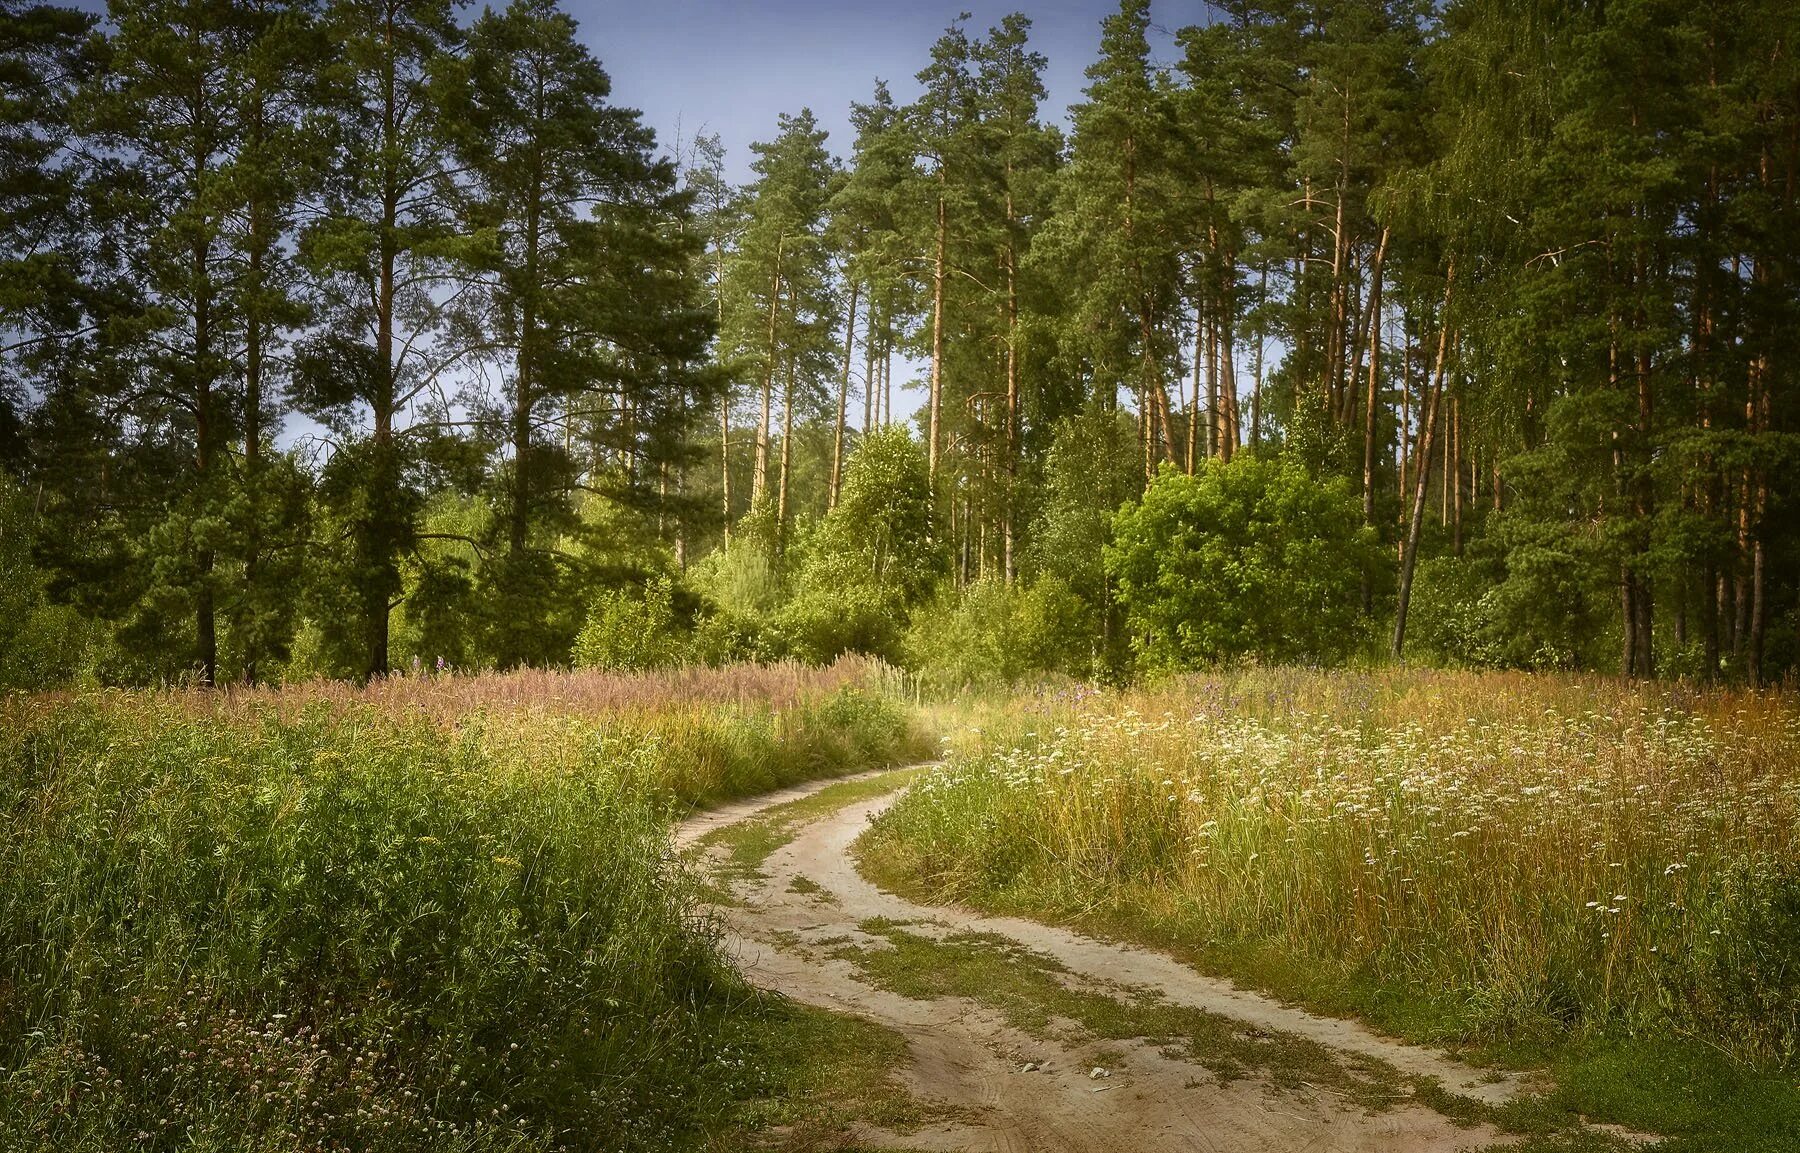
[0,665,928,1151]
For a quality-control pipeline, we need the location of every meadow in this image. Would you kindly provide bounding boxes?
[864,669,1800,1071]
[0,659,928,1152]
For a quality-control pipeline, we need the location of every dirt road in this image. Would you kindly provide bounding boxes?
[680,769,1528,1153]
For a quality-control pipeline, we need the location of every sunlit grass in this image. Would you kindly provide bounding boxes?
[866,668,1800,1067]
[0,662,929,1151]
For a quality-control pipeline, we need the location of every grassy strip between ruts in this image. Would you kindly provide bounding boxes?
[688,765,948,1150]
[0,666,931,1153]
[703,992,938,1153]
[828,918,1658,1153]
[856,668,1800,1153]
[841,880,1800,1153]
[694,766,930,891]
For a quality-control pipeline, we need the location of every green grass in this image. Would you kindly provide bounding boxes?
[833,919,1419,1111]
[0,673,929,1152]
[829,920,1681,1151]
[859,667,1800,1150]
[704,991,942,1152]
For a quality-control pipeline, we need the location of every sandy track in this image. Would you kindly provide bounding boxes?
[683,770,1519,1153]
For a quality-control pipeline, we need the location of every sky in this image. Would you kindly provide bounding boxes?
[563,1,1191,181]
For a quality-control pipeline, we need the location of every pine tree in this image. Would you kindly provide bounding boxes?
[903,18,983,483]
[217,0,322,683]
[293,0,463,679]
[442,0,712,665]
[1041,0,1184,479]
[835,80,922,445]
[0,0,98,458]
[972,13,1057,581]
[73,0,266,685]
[681,131,740,545]
[719,109,837,557]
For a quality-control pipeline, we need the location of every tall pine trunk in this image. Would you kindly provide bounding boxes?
[776,349,794,555]
[1361,235,1385,527]
[753,242,783,507]
[862,293,876,437]
[1188,312,1202,473]
[192,215,218,688]
[1392,261,1456,660]
[1220,255,1239,459]
[928,184,946,481]
[830,279,859,509]
[1004,191,1020,583]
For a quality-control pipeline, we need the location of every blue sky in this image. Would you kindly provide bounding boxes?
[563,1,1190,180]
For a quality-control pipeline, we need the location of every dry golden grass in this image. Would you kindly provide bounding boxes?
[869,667,1800,1063]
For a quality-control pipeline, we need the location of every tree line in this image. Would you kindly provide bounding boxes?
[2,0,1797,688]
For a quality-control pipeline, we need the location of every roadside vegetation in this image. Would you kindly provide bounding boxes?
[0,662,927,1152]
[861,667,1800,1149]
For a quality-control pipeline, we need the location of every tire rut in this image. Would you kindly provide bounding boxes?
[682,769,1524,1153]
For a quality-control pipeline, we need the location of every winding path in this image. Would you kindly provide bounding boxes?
[681,769,1527,1153]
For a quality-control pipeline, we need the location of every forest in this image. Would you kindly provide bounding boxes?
[4,2,1800,1152]
[3,0,1794,691]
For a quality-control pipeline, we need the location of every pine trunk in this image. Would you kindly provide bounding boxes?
[1361,237,1384,527]
[830,279,859,509]
[1004,202,1020,583]
[1392,262,1456,659]
[753,242,783,507]
[929,186,946,481]
[777,351,794,555]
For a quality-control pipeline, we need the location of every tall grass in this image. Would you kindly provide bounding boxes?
[863,668,1800,1064]
[0,662,928,1151]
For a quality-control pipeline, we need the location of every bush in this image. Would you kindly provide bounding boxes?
[0,702,718,1151]
[777,429,943,665]
[573,577,682,671]
[777,572,907,666]
[904,576,1095,691]
[1106,456,1375,668]
[1407,554,1497,667]
[0,477,112,689]
[1408,521,1613,671]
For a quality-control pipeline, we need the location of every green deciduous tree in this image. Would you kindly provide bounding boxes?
[780,426,940,662]
[1107,454,1375,667]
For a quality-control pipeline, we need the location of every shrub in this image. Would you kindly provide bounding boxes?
[0,477,112,690]
[1408,523,1613,672]
[0,702,718,1151]
[0,667,929,1151]
[573,577,682,671]
[777,429,943,664]
[904,576,1095,691]
[1106,456,1374,668]
[1407,554,1497,667]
